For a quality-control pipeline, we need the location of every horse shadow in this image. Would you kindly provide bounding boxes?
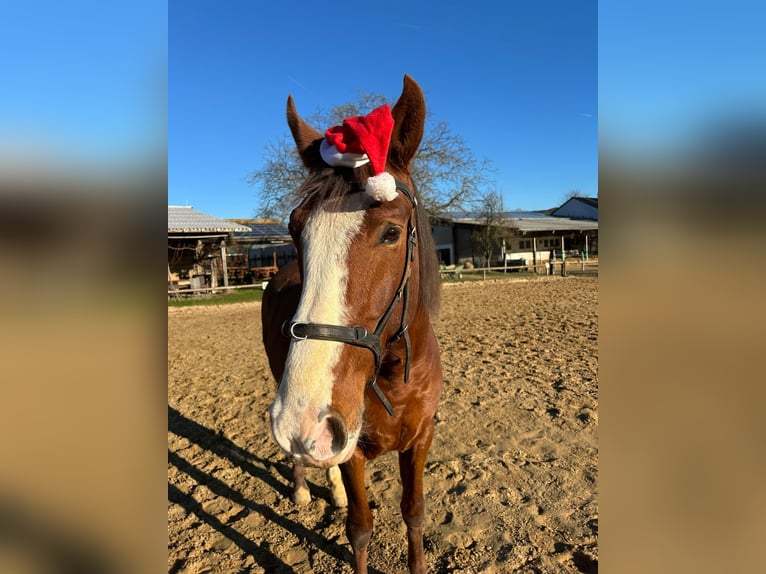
[168,405,387,574]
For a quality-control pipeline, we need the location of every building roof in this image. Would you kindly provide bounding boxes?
[234,221,291,242]
[573,197,598,209]
[448,210,551,220]
[550,197,598,220]
[510,216,598,233]
[433,212,597,233]
[168,206,250,233]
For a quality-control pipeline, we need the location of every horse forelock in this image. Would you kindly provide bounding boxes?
[292,166,371,208]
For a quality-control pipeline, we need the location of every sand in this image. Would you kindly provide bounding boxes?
[168,276,598,573]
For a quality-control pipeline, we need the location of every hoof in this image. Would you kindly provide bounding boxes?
[331,486,348,507]
[292,487,311,506]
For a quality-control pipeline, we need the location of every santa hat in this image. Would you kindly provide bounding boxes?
[320,104,398,202]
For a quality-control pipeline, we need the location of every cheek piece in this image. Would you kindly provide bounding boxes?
[283,180,417,416]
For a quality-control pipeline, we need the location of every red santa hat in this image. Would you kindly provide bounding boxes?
[320,104,398,202]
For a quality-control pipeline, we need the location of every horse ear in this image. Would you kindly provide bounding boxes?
[388,75,426,172]
[286,95,325,169]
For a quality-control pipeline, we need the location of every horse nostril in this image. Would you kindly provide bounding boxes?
[325,412,347,454]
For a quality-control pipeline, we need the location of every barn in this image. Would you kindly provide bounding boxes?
[431,207,598,269]
[226,219,295,282]
[169,196,598,293]
[167,206,250,293]
[551,196,598,220]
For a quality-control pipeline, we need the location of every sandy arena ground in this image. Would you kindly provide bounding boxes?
[168,277,598,573]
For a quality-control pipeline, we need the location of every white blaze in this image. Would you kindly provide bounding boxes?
[270,193,370,448]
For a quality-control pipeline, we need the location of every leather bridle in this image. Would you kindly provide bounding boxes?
[282,180,417,416]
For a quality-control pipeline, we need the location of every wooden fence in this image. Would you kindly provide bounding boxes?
[167,281,268,300]
[452,259,599,280]
[168,260,598,299]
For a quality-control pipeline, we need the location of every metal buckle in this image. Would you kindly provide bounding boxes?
[288,322,308,340]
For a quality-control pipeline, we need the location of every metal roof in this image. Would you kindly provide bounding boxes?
[502,210,552,219]
[511,217,598,233]
[168,206,251,233]
[235,222,290,239]
[550,197,599,220]
[449,210,551,220]
[573,197,598,209]
[435,212,598,233]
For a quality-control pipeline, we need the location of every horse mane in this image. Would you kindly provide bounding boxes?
[293,166,441,321]
[411,180,441,320]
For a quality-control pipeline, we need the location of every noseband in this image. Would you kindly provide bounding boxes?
[282,180,418,416]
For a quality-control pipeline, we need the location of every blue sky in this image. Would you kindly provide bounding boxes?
[3,2,762,220]
[169,1,598,218]
[599,0,766,154]
[0,1,166,166]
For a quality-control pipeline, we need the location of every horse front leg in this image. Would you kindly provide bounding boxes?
[292,463,312,505]
[292,464,347,507]
[340,449,372,574]
[398,426,434,574]
[327,465,348,507]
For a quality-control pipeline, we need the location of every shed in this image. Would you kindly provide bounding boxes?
[228,219,296,280]
[430,209,598,269]
[168,206,250,292]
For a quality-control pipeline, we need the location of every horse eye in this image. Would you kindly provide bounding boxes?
[380,225,402,245]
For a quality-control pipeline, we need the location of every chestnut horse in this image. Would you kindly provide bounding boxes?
[261,75,443,574]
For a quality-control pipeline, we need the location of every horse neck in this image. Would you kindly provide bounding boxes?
[400,263,436,352]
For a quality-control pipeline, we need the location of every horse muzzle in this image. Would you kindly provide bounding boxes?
[270,402,359,467]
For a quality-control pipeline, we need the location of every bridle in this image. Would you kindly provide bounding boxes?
[282,179,417,416]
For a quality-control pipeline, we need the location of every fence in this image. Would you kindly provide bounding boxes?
[169,259,598,299]
[450,259,599,280]
[167,281,268,300]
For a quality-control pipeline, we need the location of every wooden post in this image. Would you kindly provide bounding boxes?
[211,258,218,292]
[560,236,567,277]
[532,236,538,274]
[584,234,589,261]
[221,240,229,289]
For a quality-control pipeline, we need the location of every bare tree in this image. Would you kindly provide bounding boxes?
[248,134,309,222]
[413,120,494,215]
[561,188,582,203]
[247,91,494,223]
[471,190,508,268]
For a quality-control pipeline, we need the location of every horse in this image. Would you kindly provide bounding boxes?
[261,75,443,574]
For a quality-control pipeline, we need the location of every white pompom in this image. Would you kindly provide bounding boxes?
[365,172,398,202]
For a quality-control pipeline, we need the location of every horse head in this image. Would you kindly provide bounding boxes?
[269,75,437,468]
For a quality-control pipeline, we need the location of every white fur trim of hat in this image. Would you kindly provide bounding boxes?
[365,172,398,202]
